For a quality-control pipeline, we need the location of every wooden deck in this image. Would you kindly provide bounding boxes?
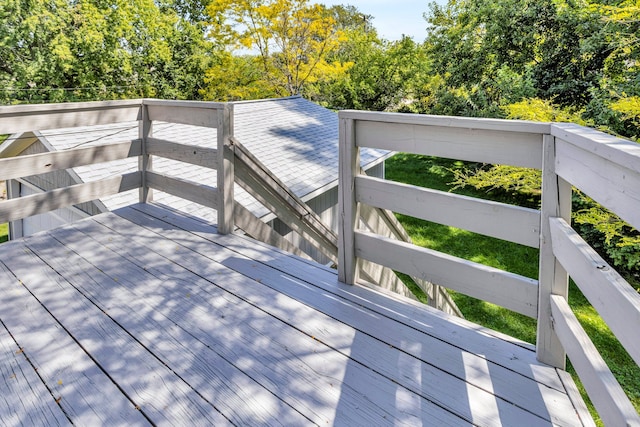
[0,203,588,426]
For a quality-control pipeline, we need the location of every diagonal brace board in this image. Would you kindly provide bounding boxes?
[231,137,339,263]
[359,203,463,317]
[233,201,313,261]
[230,137,427,305]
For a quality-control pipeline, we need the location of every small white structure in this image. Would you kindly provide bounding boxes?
[2,96,389,262]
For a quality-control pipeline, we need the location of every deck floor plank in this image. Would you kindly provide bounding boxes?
[135,203,553,380]
[0,265,70,427]
[24,227,327,426]
[105,206,577,426]
[57,211,472,426]
[139,202,569,397]
[3,237,230,427]
[0,254,150,426]
[117,205,582,426]
[0,204,590,426]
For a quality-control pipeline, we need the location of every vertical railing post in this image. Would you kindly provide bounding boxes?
[138,101,153,203]
[338,114,359,284]
[6,179,23,240]
[217,103,234,234]
[537,134,572,367]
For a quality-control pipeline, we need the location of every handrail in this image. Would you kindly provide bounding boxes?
[345,110,547,168]
[0,99,143,134]
[0,139,142,182]
[1,101,637,423]
[231,136,338,262]
[229,136,424,301]
[0,99,234,232]
[338,109,640,424]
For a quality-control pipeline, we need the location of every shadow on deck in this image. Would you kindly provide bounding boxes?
[0,203,586,426]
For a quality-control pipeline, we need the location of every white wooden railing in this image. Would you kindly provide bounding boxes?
[1,101,638,423]
[0,99,235,233]
[0,99,339,265]
[338,110,640,425]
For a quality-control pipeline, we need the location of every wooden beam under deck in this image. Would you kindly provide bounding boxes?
[0,204,591,426]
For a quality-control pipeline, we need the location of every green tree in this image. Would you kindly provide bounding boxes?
[0,0,214,103]
[584,0,640,138]
[0,0,76,102]
[205,0,348,97]
[329,3,375,35]
[531,1,609,107]
[315,23,431,112]
[200,52,276,100]
[423,0,535,116]
[423,0,610,115]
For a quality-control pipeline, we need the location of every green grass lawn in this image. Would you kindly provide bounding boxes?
[385,153,640,424]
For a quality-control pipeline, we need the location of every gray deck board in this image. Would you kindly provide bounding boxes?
[19,230,304,426]
[0,269,70,427]
[0,259,149,426]
[115,205,579,426]
[59,210,469,426]
[137,204,544,363]
[0,204,587,426]
[4,236,233,427]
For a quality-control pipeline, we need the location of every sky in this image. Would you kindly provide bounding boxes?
[318,0,447,42]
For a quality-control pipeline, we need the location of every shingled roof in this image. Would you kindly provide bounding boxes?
[13,96,389,222]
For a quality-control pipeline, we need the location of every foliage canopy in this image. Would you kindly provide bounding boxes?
[0,0,214,103]
[205,0,350,99]
[1,0,637,277]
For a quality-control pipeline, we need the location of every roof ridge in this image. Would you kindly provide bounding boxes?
[230,95,302,105]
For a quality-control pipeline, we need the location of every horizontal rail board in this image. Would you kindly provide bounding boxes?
[142,99,227,110]
[354,231,539,317]
[145,171,217,210]
[232,138,338,262]
[0,172,141,223]
[359,203,463,315]
[550,217,640,366]
[354,120,543,169]
[0,100,142,134]
[146,138,217,169]
[233,202,312,260]
[234,162,338,263]
[0,140,142,181]
[147,105,219,128]
[355,176,540,248]
[555,139,640,231]
[340,110,551,134]
[550,295,640,427]
[551,123,640,175]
